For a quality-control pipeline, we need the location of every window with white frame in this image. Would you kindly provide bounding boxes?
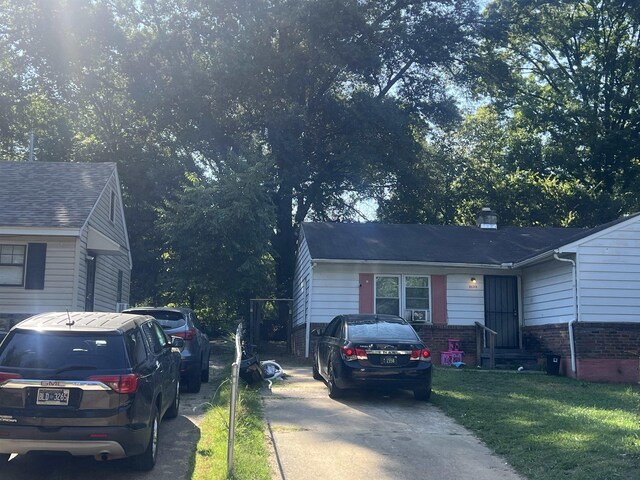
[375,276,400,315]
[375,275,431,321]
[0,244,26,286]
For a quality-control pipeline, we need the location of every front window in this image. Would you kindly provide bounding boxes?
[374,275,431,322]
[0,244,26,286]
[375,276,400,315]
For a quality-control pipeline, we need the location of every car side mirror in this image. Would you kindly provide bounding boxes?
[171,336,185,350]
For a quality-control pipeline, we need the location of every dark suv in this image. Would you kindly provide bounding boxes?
[122,307,210,393]
[0,312,183,471]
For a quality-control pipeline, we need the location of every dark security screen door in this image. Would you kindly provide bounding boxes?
[484,275,519,348]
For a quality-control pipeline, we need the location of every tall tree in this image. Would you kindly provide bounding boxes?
[474,0,640,225]
[127,0,479,302]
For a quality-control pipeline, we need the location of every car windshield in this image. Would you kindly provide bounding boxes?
[0,331,128,370]
[346,319,419,342]
[128,310,187,329]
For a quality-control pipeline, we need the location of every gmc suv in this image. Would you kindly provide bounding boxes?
[0,312,183,471]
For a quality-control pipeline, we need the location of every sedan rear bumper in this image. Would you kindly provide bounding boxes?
[336,362,432,391]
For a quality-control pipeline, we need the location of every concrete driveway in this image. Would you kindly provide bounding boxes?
[263,365,525,480]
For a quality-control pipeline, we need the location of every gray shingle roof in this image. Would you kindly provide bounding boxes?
[302,215,639,266]
[0,161,116,229]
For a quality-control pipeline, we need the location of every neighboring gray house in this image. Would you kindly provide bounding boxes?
[293,209,640,383]
[0,161,132,330]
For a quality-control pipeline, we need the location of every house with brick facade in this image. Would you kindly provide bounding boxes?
[0,161,132,332]
[292,209,640,383]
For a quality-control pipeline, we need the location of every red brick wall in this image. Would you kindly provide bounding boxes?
[412,324,476,366]
[292,323,325,358]
[524,322,640,383]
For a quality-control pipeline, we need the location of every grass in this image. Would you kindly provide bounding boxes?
[430,367,640,480]
[191,348,271,480]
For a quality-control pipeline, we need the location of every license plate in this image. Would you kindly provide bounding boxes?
[381,356,397,365]
[36,388,70,406]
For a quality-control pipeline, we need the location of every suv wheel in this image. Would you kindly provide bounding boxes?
[132,406,159,471]
[165,381,180,419]
[188,368,202,393]
[201,353,210,383]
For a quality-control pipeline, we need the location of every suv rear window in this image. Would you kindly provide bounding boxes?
[346,319,419,342]
[0,331,129,370]
[128,310,187,329]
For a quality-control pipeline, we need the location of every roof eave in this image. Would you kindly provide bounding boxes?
[0,227,81,237]
[310,258,508,269]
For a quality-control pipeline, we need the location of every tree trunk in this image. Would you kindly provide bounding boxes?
[273,186,296,346]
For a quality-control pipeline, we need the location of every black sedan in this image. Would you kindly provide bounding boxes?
[312,314,432,400]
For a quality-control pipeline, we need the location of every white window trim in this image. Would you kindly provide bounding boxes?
[374,274,432,323]
[0,243,27,287]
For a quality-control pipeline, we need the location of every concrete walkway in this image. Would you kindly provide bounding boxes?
[262,365,525,480]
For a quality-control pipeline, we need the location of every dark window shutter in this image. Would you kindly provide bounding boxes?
[25,243,47,290]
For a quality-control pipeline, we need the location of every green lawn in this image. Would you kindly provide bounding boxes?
[430,367,640,480]
[192,348,271,480]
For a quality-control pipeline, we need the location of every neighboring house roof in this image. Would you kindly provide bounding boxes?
[0,161,116,229]
[302,213,640,266]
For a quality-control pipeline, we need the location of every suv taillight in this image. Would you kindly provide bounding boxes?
[410,349,431,361]
[173,328,196,341]
[89,374,139,393]
[0,372,22,384]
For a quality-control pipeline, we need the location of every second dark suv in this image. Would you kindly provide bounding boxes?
[0,312,183,471]
[122,307,211,393]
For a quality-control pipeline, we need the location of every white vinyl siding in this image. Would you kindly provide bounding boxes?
[310,264,360,324]
[446,274,484,325]
[522,260,574,326]
[575,219,640,323]
[0,236,76,314]
[83,174,131,312]
[292,238,312,328]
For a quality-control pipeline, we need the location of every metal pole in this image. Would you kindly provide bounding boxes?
[227,323,243,475]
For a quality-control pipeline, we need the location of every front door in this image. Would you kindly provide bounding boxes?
[484,275,519,348]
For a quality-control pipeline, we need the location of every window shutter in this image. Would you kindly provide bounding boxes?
[431,275,447,324]
[359,273,374,314]
[25,243,47,290]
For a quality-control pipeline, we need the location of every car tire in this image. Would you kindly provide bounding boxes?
[132,406,159,471]
[312,358,322,381]
[165,381,180,419]
[327,364,344,399]
[414,387,431,401]
[188,368,202,393]
[201,353,210,383]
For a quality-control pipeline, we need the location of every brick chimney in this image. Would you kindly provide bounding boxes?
[476,207,498,229]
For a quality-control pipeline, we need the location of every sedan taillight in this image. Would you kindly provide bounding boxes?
[88,374,139,393]
[341,346,368,361]
[410,349,431,361]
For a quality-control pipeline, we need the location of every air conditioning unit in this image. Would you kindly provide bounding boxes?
[116,302,129,312]
[411,309,430,323]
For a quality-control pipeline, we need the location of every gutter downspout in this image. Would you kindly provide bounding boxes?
[304,263,315,358]
[554,252,577,374]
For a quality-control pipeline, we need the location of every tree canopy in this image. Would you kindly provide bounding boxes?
[1,0,639,329]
